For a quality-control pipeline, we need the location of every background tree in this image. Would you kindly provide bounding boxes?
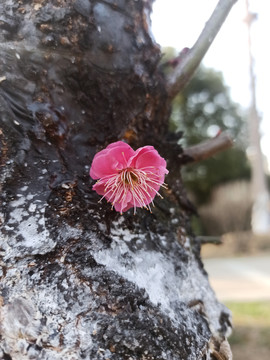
[162,50,251,204]
[0,1,237,359]
[163,54,252,234]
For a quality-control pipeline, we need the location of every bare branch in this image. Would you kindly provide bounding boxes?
[166,0,238,99]
[183,132,233,164]
[198,236,222,245]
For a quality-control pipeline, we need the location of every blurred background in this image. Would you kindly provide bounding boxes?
[152,1,270,359]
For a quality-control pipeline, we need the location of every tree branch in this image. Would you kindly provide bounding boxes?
[198,236,222,245]
[166,0,238,99]
[183,132,233,164]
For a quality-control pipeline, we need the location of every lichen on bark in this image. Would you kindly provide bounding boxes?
[0,1,232,359]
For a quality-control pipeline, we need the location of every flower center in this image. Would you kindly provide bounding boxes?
[97,166,167,214]
[123,168,138,185]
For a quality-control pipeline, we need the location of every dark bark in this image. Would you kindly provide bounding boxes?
[0,1,232,359]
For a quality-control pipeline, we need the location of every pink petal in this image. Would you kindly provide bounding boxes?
[115,202,134,213]
[129,147,168,174]
[90,141,135,179]
[114,191,133,213]
[92,180,106,196]
[106,141,133,152]
[127,146,154,167]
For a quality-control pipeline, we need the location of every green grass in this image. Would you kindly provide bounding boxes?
[225,301,270,360]
[225,301,270,327]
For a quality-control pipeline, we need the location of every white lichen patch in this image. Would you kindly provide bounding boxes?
[94,243,174,311]
[0,285,97,360]
[2,193,56,259]
[0,256,100,360]
[28,203,36,212]
[93,223,231,337]
[0,297,42,354]
[110,222,141,242]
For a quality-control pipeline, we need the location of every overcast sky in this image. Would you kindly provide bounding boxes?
[151,0,270,163]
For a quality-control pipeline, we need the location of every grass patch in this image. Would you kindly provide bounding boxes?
[224,302,270,359]
[259,327,270,349]
[225,301,270,327]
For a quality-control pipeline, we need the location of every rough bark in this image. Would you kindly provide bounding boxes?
[0,1,232,359]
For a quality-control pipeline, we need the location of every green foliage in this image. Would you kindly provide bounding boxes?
[183,148,250,204]
[164,47,251,203]
[171,67,245,146]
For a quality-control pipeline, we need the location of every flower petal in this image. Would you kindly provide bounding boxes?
[129,146,168,174]
[90,141,135,179]
[114,191,133,213]
[92,179,107,195]
[106,141,133,151]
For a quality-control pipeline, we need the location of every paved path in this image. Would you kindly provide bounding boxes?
[203,254,270,301]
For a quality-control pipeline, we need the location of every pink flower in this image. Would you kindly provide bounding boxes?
[90,141,168,214]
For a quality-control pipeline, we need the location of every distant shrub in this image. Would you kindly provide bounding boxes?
[198,181,252,235]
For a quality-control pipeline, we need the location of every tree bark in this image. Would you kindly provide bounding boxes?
[0,1,232,359]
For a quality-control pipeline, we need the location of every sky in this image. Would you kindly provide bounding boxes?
[151,0,270,165]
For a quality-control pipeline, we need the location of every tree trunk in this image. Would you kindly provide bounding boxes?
[0,1,232,359]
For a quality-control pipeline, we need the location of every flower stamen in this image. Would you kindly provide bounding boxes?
[90,141,168,213]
